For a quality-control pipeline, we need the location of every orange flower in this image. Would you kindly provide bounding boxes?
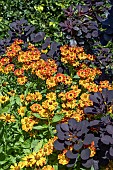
[58,151,69,165]
[30,103,43,112]
[4,64,15,74]
[46,76,56,88]
[89,141,96,157]
[55,73,65,83]
[64,76,72,85]
[14,68,24,76]
[17,76,27,85]
[65,90,77,101]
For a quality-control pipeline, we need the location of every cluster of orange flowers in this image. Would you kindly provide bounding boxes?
[46,73,72,89]
[60,45,95,67]
[10,137,57,170]
[2,40,113,169]
[21,116,38,132]
[0,39,58,85]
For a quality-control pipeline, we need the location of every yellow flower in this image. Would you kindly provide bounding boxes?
[0,113,15,123]
[80,93,90,101]
[42,99,58,112]
[10,163,21,170]
[35,91,42,101]
[58,152,69,165]
[42,143,54,156]
[42,165,54,170]
[64,76,72,85]
[0,95,9,103]
[58,92,66,101]
[46,76,56,89]
[19,94,25,102]
[21,117,37,132]
[46,92,56,100]
[18,106,26,116]
[22,155,34,167]
[66,99,77,109]
[7,90,16,96]
[17,76,27,85]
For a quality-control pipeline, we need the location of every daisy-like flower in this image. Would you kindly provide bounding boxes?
[46,92,56,100]
[18,106,26,116]
[17,76,27,85]
[30,103,43,113]
[42,165,54,170]
[19,94,25,102]
[55,73,65,83]
[46,76,56,89]
[0,113,15,123]
[65,90,78,101]
[80,93,90,101]
[64,76,72,85]
[7,90,16,96]
[58,92,66,101]
[58,151,70,165]
[35,91,42,101]
[10,163,21,170]
[14,68,24,76]
[21,117,37,132]
[0,96,9,103]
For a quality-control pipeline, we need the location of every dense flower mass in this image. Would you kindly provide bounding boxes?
[0,4,113,168]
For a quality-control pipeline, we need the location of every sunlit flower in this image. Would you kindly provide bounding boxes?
[21,117,37,132]
[0,113,15,123]
[55,73,65,83]
[17,76,27,85]
[0,95,9,103]
[58,151,69,165]
[18,106,26,116]
[10,163,21,170]
[46,76,56,89]
[89,141,96,157]
[46,92,56,100]
[42,165,54,170]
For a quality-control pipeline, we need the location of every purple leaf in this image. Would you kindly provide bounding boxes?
[81,148,90,160]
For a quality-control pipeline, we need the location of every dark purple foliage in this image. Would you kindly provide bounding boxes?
[84,88,113,115]
[54,116,113,169]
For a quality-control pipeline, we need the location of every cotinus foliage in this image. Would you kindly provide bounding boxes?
[99,0,113,45]
[59,1,109,53]
[54,116,113,169]
[84,88,113,115]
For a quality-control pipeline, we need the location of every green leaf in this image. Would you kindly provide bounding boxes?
[1,105,10,112]
[15,96,21,106]
[91,166,95,170]
[31,139,39,148]
[52,114,64,123]
[53,165,58,170]
[33,139,43,152]
[33,113,47,119]
[73,74,80,79]
[0,153,5,161]
[10,96,15,105]
[33,124,48,130]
